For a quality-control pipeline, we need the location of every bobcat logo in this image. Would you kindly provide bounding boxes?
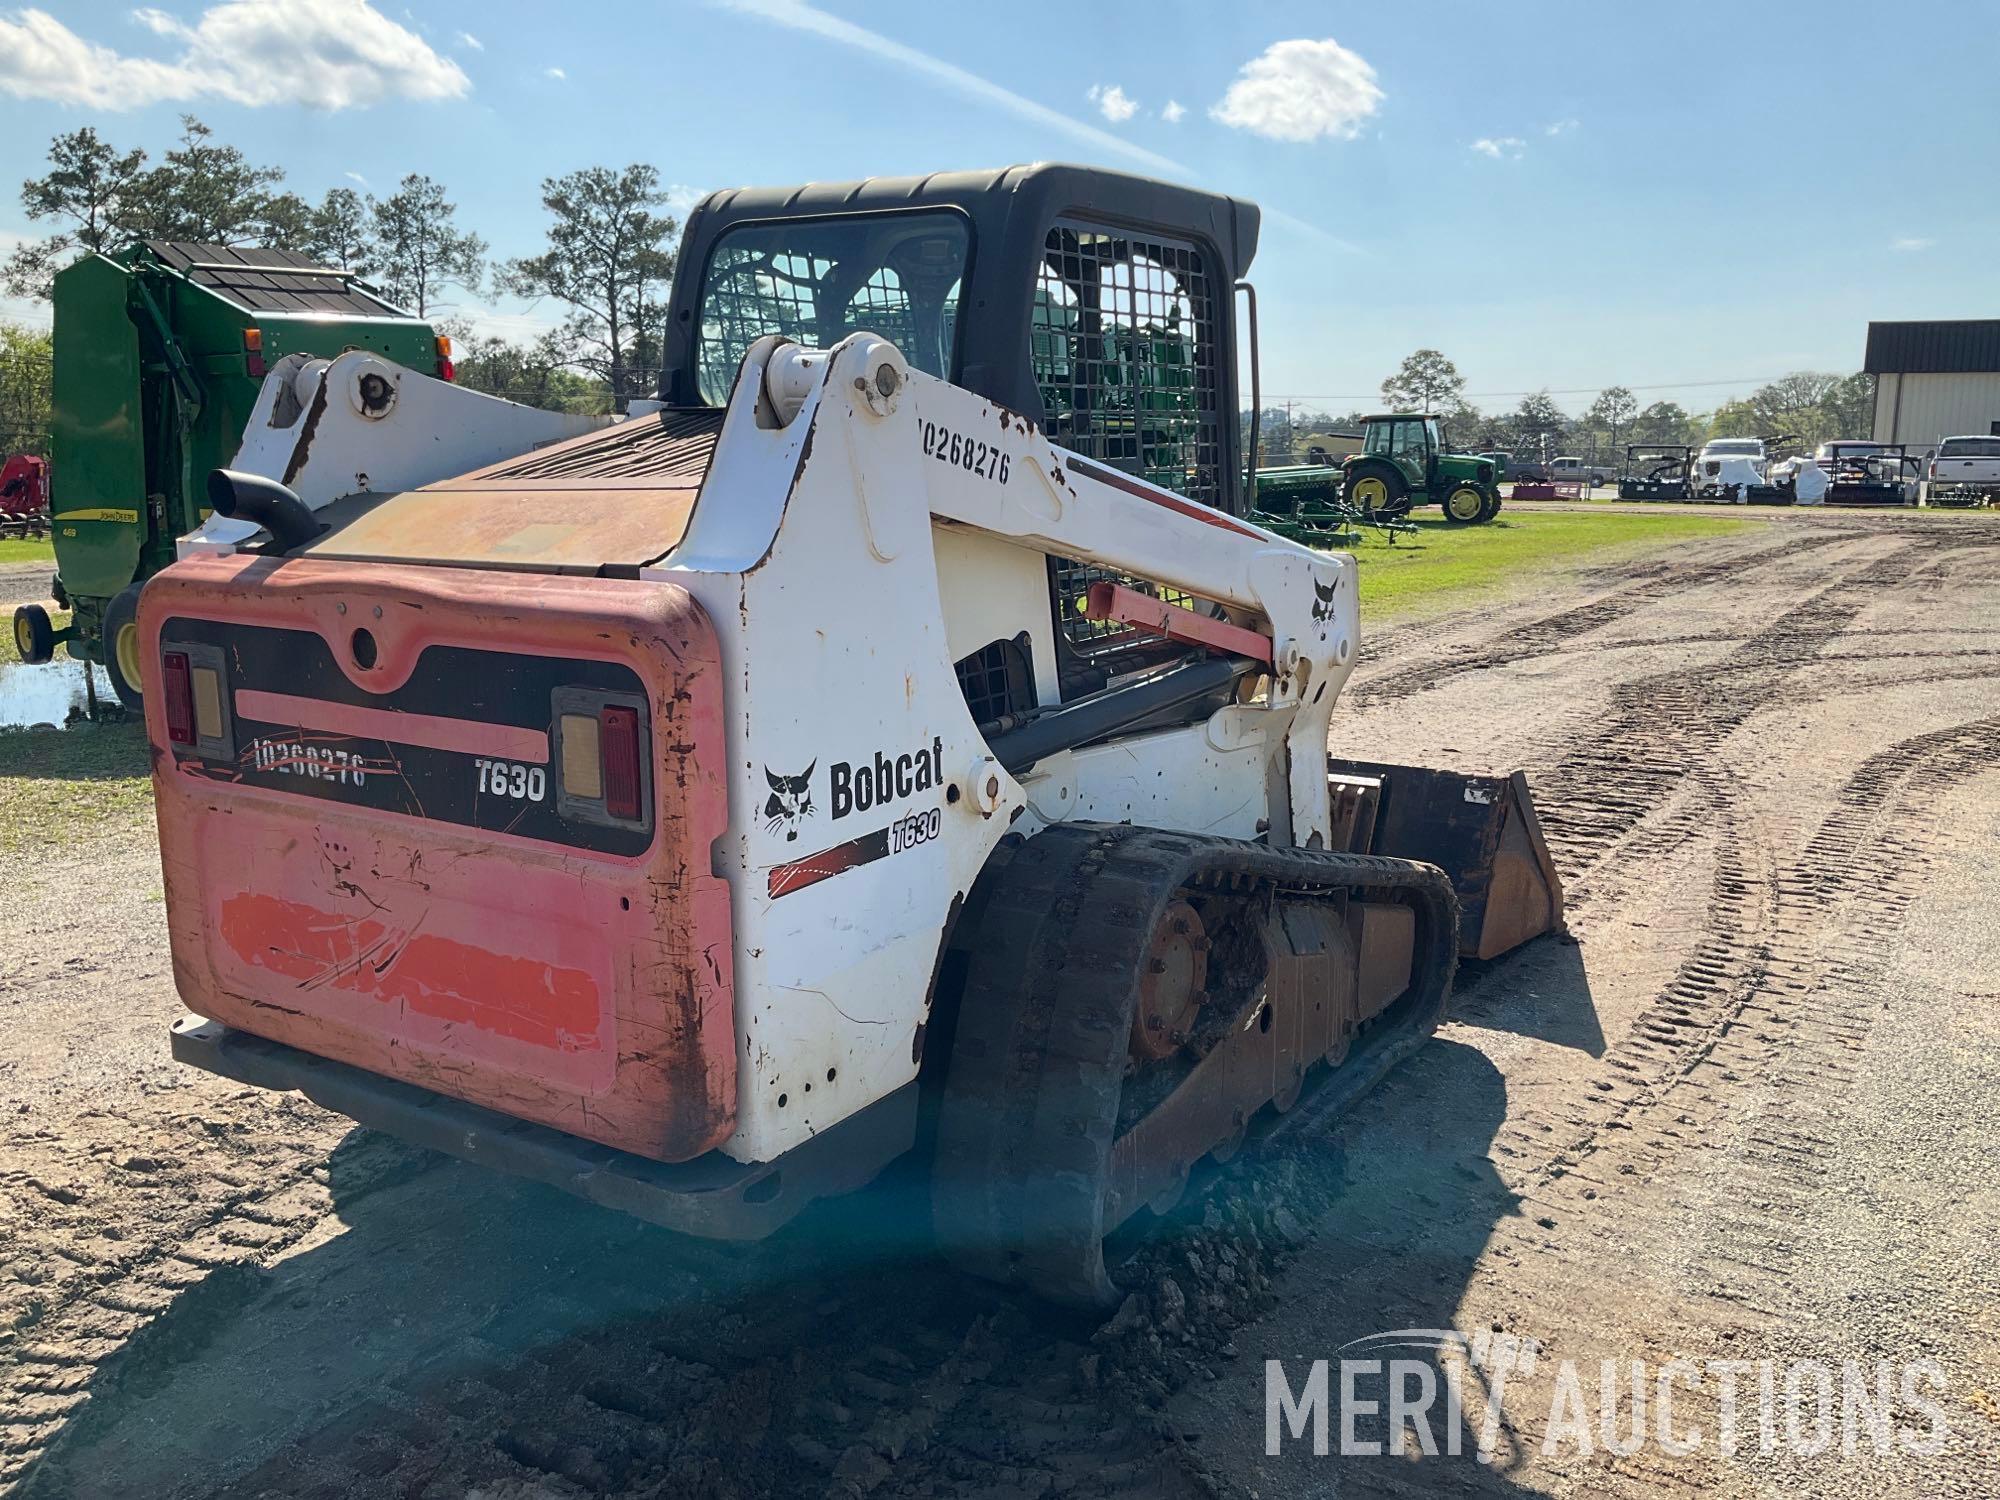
[763,763,816,841]
[1311,577,1339,630]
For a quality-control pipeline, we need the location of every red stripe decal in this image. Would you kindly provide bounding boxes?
[234,689,549,763]
[768,827,892,898]
[1064,456,1262,538]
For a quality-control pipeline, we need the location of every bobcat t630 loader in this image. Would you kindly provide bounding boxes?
[151,166,1562,1307]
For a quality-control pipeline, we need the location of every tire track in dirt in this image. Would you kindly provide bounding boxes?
[1350,527,1858,706]
[15,514,2000,1500]
[0,1103,434,1490]
[1447,718,2000,1492]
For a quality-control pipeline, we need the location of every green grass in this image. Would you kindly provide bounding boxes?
[0,537,56,566]
[0,717,152,854]
[1340,508,1751,619]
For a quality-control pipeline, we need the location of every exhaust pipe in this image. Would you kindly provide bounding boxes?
[206,469,321,550]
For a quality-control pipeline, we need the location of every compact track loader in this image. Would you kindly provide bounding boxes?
[151,166,1562,1307]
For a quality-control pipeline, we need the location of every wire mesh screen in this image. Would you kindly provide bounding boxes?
[698,253,916,400]
[1050,563,1205,653]
[953,635,1037,727]
[1032,221,1221,505]
[1034,220,1222,655]
[694,213,969,403]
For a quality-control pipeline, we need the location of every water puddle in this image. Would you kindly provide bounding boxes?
[0,658,122,730]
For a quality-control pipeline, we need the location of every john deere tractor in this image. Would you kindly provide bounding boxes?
[1341,412,1500,524]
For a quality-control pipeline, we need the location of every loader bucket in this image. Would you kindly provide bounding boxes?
[1327,761,1565,961]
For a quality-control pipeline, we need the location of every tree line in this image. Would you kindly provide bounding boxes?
[1255,349,1876,464]
[0,117,683,449]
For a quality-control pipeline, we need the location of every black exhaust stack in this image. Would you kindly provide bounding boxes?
[206,469,322,551]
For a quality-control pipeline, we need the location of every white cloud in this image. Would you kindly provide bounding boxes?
[717,0,1186,177]
[1891,236,1934,252]
[0,1,469,110]
[664,183,709,219]
[1544,118,1578,136]
[455,30,483,51]
[545,66,567,80]
[344,170,369,187]
[1161,98,1185,124]
[1210,37,1382,143]
[1471,136,1525,159]
[1087,83,1138,123]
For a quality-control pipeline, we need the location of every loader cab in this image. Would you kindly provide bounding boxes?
[661,163,1261,517]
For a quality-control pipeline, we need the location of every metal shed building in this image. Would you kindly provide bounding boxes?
[1867,320,2000,456]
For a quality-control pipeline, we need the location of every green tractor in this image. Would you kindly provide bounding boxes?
[16,241,442,707]
[1341,412,1501,524]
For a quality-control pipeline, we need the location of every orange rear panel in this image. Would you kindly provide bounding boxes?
[142,553,736,1163]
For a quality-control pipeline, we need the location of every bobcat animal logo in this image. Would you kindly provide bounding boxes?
[1311,577,1339,629]
[763,762,816,841]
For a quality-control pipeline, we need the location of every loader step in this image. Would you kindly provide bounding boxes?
[931,825,1458,1309]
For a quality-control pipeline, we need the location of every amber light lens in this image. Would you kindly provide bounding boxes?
[599,705,641,820]
[560,712,602,800]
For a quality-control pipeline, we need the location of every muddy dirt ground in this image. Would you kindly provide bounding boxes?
[4,508,1998,1498]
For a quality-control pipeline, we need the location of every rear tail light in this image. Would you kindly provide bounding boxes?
[435,334,455,382]
[600,705,641,821]
[243,327,265,379]
[163,651,195,746]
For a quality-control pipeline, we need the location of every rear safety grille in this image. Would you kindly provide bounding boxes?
[954,634,1037,727]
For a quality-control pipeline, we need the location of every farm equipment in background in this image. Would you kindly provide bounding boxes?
[0,454,50,538]
[1815,443,1920,506]
[154,164,1565,1309]
[1252,461,1417,546]
[15,243,465,705]
[1341,413,1501,524]
[1300,431,1363,465]
[1617,445,1693,500]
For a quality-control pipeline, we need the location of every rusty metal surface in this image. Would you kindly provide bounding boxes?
[1129,898,1209,1062]
[142,553,738,1164]
[300,485,701,571]
[1330,759,1566,961]
[457,408,724,486]
[298,410,728,572]
[1103,892,1408,1231]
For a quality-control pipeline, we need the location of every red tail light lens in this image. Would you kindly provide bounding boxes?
[243,327,265,379]
[435,334,455,383]
[162,651,195,746]
[599,704,641,820]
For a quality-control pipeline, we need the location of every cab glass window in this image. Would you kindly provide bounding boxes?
[695,211,971,404]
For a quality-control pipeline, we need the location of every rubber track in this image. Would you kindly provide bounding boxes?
[932,822,1458,1309]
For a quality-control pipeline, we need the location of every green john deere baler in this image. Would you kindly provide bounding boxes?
[14,241,441,706]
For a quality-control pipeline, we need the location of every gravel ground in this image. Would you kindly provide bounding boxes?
[2,507,1997,1498]
[0,564,57,612]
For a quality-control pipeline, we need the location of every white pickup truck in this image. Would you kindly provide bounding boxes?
[1920,435,2000,507]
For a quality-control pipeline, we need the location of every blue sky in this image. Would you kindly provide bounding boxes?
[4,0,1996,416]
